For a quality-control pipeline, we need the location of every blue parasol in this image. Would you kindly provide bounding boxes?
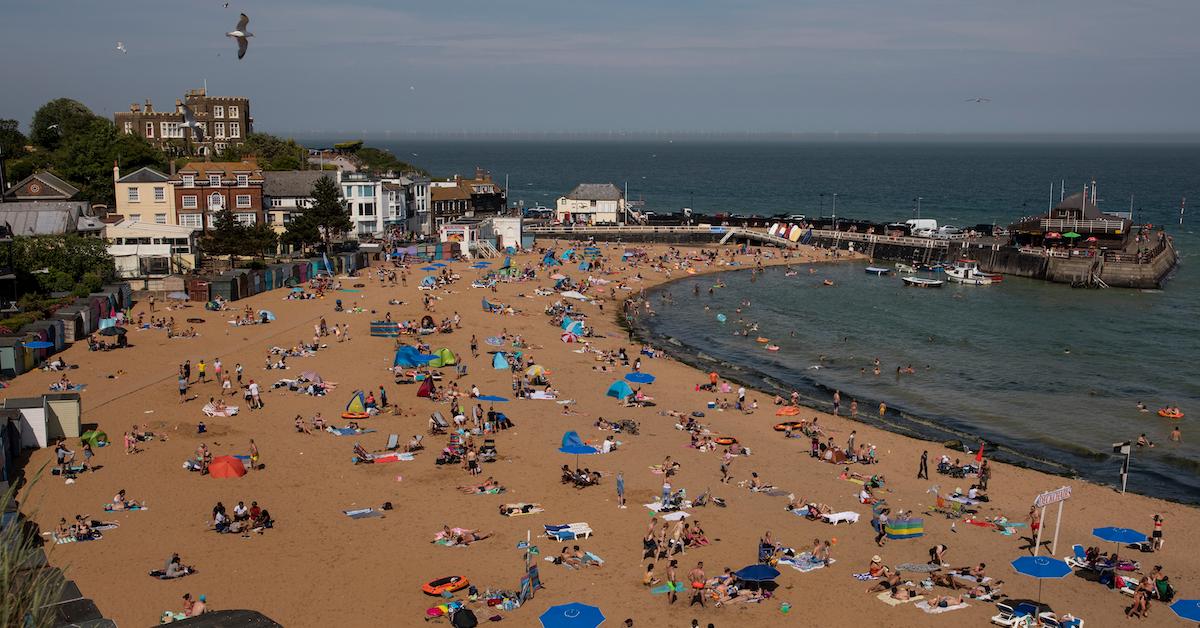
[539,602,604,628]
[733,564,780,582]
[1092,527,1147,545]
[1011,555,1071,603]
[1170,599,1200,623]
[22,341,54,349]
[625,372,655,384]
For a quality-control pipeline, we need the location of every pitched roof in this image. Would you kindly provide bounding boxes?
[262,171,328,198]
[431,182,473,202]
[117,166,171,184]
[564,183,622,201]
[2,171,80,200]
[176,160,262,179]
[0,202,103,235]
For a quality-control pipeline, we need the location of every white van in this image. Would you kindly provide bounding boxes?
[905,219,938,232]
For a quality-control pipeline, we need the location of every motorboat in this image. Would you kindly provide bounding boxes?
[865,266,892,275]
[902,276,944,288]
[944,259,1002,285]
[895,263,917,274]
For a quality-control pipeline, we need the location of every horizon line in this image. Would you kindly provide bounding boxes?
[277,130,1200,143]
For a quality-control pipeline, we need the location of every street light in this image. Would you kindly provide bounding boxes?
[914,196,922,219]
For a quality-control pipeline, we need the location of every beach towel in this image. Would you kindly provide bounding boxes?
[779,553,835,573]
[344,508,385,519]
[896,563,941,573]
[354,452,414,464]
[644,501,693,512]
[915,600,969,614]
[877,591,924,606]
[202,403,239,417]
[852,572,878,581]
[103,504,147,512]
[328,426,376,436]
[822,511,860,525]
[651,582,686,595]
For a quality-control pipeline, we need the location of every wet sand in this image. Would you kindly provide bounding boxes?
[12,242,1195,627]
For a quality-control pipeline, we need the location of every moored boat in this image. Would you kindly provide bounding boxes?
[895,263,916,274]
[902,276,944,288]
[944,259,1002,285]
[865,266,892,275]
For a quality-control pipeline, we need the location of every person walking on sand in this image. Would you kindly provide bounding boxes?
[248,380,262,410]
[1152,514,1164,551]
[235,362,243,385]
[918,450,928,479]
[197,359,207,383]
[249,439,260,471]
[213,358,222,382]
[832,390,841,415]
[183,360,192,383]
[688,561,706,607]
[470,335,479,358]
[616,471,626,509]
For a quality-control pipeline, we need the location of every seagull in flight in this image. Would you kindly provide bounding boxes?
[965,97,991,103]
[180,103,205,143]
[116,41,127,54]
[226,13,253,59]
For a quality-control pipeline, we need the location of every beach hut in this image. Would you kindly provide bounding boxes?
[18,325,52,364]
[233,270,250,300]
[53,307,86,343]
[270,264,290,289]
[606,380,634,400]
[0,409,19,487]
[103,283,132,310]
[250,269,266,296]
[4,397,48,448]
[429,348,457,368]
[0,337,28,377]
[492,353,510,370]
[44,393,81,441]
[187,278,212,303]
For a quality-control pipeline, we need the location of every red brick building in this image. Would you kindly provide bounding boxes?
[170,160,265,230]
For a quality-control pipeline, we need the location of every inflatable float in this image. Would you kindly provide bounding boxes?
[766,345,781,352]
[423,575,469,596]
[775,406,801,417]
[773,421,803,432]
[1158,408,1185,419]
[714,436,738,446]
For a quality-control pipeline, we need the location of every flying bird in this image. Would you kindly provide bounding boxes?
[226,13,253,59]
[116,41,127,54]
[965,97,991,103]
[180,103,205,143]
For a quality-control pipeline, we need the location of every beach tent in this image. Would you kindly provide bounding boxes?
[563,321,584,335]
[560,291,588,301]
[257,310,276,322]
[345,391,368,415]
[492,353,510,370]
[560,332,578,343]
[884,518,925,540]
[416,379,434,398]
[209,455,247,478]
[525,364,546,380]
[80,430,108,448]
[393,346,436,368]
[606,380,634,400]
[542,252,561,266]
[561,249,574,261]
[481,298,501,312]
[578,261,591,271]
[300,371,323,384]
[371,321,401,338]
[421,276,437,288]
[429,348,457,368]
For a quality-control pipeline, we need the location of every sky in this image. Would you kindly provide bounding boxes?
[2,0,1199,135]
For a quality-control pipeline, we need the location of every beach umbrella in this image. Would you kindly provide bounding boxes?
[733,564,780,582]
[209,455,246,478]
[539,602,604,628]
[22,341,54,349]
[99,326,127,336]
[421,266,438,271]
[1085,236,1098,243]
[477,395,508,403]
[625,372,655,384]
[167,291,189,300]
[1045,232,1062,239]
[1092,526,1147,553]
[550,273,567,280]
[1170,600,1200,623]
[526,364,546,379]
[1011,555,1071,603]
[1063,231,1082,239]
[559,431,599,468]
[561,332,578,343]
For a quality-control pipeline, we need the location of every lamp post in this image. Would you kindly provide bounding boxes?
[831,193,838,230]
[914,196,922,219]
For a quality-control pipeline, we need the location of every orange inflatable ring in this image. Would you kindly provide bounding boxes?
[775,406,801,417]
[423,575,469,596]
[714,437,737,446]
[341,412,370,420]
[756,337,770,343]
[773,421,803,432]
[1158,409,1184,419]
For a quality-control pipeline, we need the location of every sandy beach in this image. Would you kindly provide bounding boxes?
[12,241,1196,627]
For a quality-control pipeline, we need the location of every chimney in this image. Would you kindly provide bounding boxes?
[144,99,153,113]
[113,160,120,184]
[169,160,176,176]
[475,166,486,180]
[131,103,141,113]
[175,98,183,113]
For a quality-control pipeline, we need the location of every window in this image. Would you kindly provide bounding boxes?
[145,122,154,138]
[182,175,195,187]
[360,185,373,197]
[182,195,198,209]
[208,174,221,186]
[270,198,282,207]
[154,187,165,201]
[234,213,256,225]
[358,222,375,236]
[124,121,133,134]
[229,106,239,118]
[129,213,141,223]
[180,213,203,228]
[208,192,224,210]
[161,121,182,138]
[265,213,275,224]
[213,105,224,118]
[215,122,225,138]
[237,174,248,187]
[236,194,252,208]
[360,202,375,216]
[155,213,167,224]
[215,143,227,152]
[230,122,240,138]
[128,187,140,202]
[283,213,293,224]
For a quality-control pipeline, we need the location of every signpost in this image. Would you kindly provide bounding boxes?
[1032,486,1072,556]
[1113,441,1132,494]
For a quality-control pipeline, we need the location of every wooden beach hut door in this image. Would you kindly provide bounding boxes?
[44,394,82,440]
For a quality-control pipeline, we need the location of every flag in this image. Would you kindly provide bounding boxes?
[975,442,985,464]
[1113,441,1131,492]
[1113,442,1131,456]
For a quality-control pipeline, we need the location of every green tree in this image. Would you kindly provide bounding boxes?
[29,98,96,150]
[51,118,165,206]
[0,118,27,160]
[245,222,280,258]
[285,175,349,252]
[10,234,115,295]
[353,146,426,175]
[200,208,249,257]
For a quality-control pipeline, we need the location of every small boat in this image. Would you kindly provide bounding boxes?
[895,263,916,274]
[822,280,834,286]
[945,259,1002,286]
[865,266,892,275]
[765,345,781,352]
[755,337,770,343]
[902,276,944,288]
[784,271,798,277]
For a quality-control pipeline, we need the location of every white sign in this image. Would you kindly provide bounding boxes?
[1034,486,1072,508]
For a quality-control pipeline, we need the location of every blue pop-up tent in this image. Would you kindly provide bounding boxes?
[492,352,510,370]
[393,346,437,368]
[421,276,437,287]
[542,252,561,266]
[606,380,634,400]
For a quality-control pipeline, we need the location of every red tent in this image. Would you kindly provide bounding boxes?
[417,378,433,398]
[209,455,247,478]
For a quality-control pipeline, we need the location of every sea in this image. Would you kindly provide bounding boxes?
[313,137,1200,503]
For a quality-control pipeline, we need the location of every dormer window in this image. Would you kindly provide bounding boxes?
[237,174,249,187]
[182,175,195,187]
[208,174,221,186]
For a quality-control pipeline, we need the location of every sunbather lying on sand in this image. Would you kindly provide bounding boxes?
[928,594,965,608]
[458,477,504,494]
[867,572,904,593]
